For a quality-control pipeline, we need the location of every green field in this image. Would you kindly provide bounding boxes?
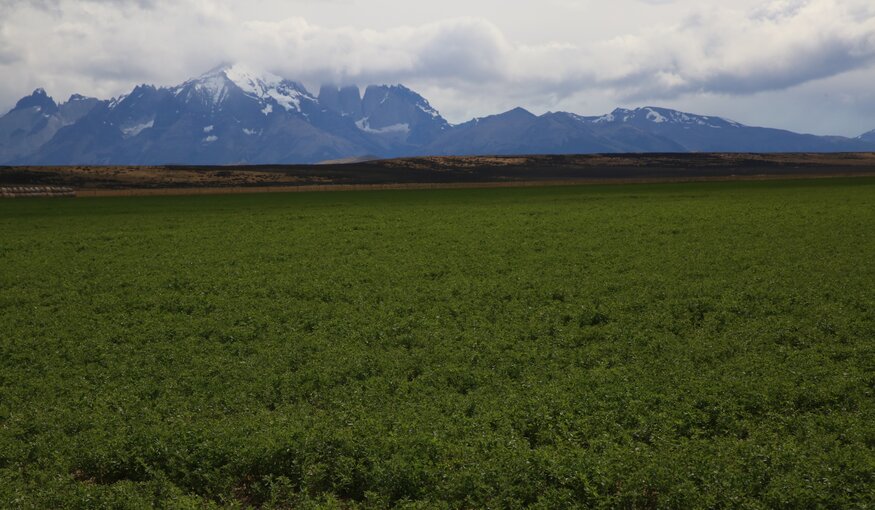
[1,179,873,508]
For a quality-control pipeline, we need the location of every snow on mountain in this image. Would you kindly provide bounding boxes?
[585,107,742,129]
[859,129,875,142]
[170,64,314,114]
[355,119,410,135]
[186,72,229,105]
[121,119,154,138]
[223,65,310,112]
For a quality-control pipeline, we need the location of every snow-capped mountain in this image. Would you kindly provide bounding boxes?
[421,104,872,156]
[859,129,875,143]
[566,106,868,153]
[173,65,314,115]
[583,107,742,128]
[26,65,391,165]
[2,66,873,165]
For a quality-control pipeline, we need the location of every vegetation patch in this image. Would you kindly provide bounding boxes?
[1,178,873,508]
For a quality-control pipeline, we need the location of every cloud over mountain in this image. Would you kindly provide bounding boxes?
[1,0,874,135]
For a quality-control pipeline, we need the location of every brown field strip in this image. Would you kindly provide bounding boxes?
[73,172,875,197]
[4,153,875,198]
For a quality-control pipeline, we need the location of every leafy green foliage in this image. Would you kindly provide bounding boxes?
[1,179,873,508]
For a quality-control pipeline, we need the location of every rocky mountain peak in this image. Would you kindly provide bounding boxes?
[13,88,59,114]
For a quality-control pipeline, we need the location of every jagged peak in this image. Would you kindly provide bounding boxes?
[61,94,100,108]
[13,88,58,113]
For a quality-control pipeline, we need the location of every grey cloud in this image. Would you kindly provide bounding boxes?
[612,41,875,101]
[750,0,811,21]
[593,0,875,100]
[0,50,18,65]
[704,50,875,96]
[411,21,507,81]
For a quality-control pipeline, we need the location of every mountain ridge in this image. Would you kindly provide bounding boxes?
[2,64,873,165]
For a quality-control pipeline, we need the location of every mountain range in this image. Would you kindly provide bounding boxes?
[2,64,874,165]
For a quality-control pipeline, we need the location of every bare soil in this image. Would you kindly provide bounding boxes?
[2,153,874,197]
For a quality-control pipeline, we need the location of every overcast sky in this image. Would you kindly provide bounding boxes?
[1,0,874,136]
